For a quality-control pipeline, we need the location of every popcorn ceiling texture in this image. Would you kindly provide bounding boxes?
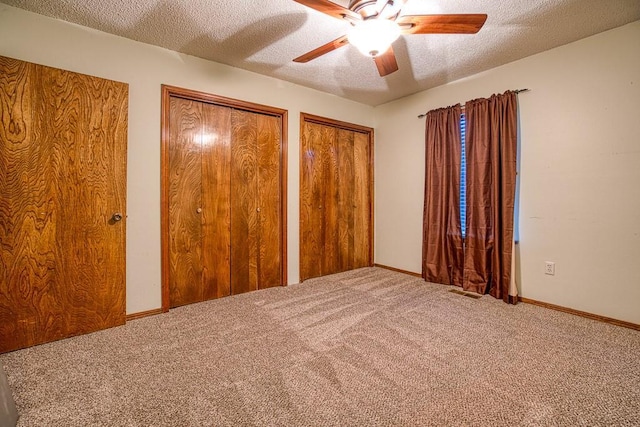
[2,0,639,105]
[2,267,639,426]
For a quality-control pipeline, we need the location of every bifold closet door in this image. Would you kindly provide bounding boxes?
[300,119,372,281]
[300,121,332,280]
[0,56,128,353]
[168,96,282,307]
[351,130,371,268]
[168,98,231,308]
[230,110,282,295]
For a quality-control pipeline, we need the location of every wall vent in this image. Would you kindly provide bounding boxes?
[448,289,482,299]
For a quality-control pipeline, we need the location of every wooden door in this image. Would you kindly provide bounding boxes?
[230,111,282,295]
[230,109,258,295]
[201,103,232,301]
[168,98,231,308]
[256,114,283,290]
[300,121,328,281]
[300,114,373,281]
[163,86,286,310]
[352,131,372,268]
[0,56,128,353]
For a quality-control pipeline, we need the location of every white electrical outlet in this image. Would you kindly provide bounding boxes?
[545,261,555,275]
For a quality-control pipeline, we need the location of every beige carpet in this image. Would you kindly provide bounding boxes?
[2,267,639,426]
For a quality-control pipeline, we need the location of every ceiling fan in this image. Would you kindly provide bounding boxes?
[292,0,487,76]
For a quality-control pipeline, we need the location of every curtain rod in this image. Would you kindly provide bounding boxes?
[417,88,530,119]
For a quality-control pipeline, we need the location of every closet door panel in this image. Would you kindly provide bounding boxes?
[323,125,340,276]
[300,122,326,281]
[257,114,281,289]
[201,103,231,300]
[353,131,371,268]
[337,129,355,272]
[230,110,258,295]
[169,98,203,307]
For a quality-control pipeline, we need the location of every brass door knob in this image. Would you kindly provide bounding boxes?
[112,213,123,222]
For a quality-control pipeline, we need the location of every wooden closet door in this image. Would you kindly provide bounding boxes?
[323,127,341,276]
[0,57,127,353]
[300,122,329,281]
[337,128,356,272]
[168,97,204,307]
[230,110,259,295]
[162,86,286,309]
[352,131,372,268]
[300,116,373,282]
[230,110,282,294]
[169,99,233,307]
[256,114,282,289]
[201,103,231,301]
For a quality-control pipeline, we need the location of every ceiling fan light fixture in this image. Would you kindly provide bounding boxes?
[347,19,401,57]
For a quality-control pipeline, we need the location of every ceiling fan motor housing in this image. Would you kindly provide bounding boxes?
[349,0,382,18]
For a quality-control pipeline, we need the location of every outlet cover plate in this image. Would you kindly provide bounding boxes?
[545,261,555,275]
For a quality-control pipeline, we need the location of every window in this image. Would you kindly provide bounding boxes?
[459,111,520,242]
[460,112,467,239]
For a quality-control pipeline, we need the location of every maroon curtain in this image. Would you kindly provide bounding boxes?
[422,105,464,286]
[463,91,518,303]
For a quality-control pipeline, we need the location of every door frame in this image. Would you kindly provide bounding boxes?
[299,113,375,280]
[161,85,288,311]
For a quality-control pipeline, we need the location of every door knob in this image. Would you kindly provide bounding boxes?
[196,207,203,214]
[112,213,123,222]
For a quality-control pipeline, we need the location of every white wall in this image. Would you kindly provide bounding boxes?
[0,5,375,314]
[374,21,640,324]
[2,4,638,325]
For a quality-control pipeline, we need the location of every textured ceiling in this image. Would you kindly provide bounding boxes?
[2,0,639,105]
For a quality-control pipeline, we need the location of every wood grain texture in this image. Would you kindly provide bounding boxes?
[279,111,288,286]
[374,46,399,77]
[322,124,340,276]
[353,130,372,268]
[161,85,287,309]
[168,97,203,308]
[293,35,350,63]
[300,122,326,281]
[337,128,355,272]
[0,56,127,353]
[397,14,488,34]
[230,109,259,295]
[299,114,373,282]
[257,114,282,289]
[201,103,231,300]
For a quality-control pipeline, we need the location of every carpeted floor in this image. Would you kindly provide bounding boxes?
[2,267,639,426]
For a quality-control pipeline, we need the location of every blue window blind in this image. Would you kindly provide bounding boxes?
[460,113,467,238]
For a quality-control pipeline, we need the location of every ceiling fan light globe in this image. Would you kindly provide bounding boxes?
[347,19,401,57]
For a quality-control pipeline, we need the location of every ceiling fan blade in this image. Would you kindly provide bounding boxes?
[293,35,349,63]
[397,14,488,34]
[374,47,399,77]
[293,0,360,21]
